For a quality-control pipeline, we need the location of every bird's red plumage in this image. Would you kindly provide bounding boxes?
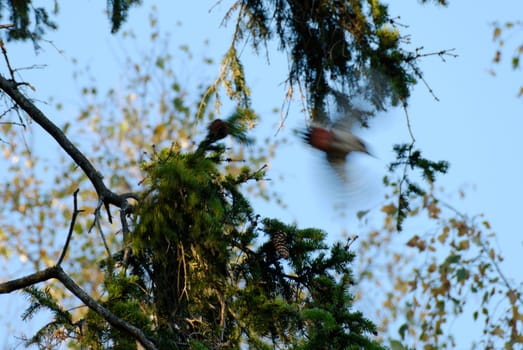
[307,127,335,152]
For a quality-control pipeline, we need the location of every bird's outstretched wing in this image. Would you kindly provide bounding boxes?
[331,109,354,132]
[326,151,350,182]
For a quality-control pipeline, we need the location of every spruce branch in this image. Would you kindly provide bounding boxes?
[53,267,157,350]
[0,266,157,350]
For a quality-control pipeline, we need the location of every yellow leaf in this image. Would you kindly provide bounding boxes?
[381,203,397,215]
[428,263,437,273]
[406,235,419,247]
[493,27,502,40]
[438,226,449,244]
[458,239,470,250]
[427,202,441,219]
[408,278,417,291]
[153,124,166,138]
[406,235,426,251]
[490,326,504,337]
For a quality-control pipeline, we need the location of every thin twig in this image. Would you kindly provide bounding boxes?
[403,102,416,143]
[57,189,84,266]
[96,211,112,258]
[91,199,112,257]
[396,103,416,228]
[409,63,440,102]
[275,82,293,136]
[406,48,457,102]
[10,64,47,72]
[344,235,359,251]
[0,104,18,120]
[0,39,15,79]
[0,120,24,127]
[411,48,458,61]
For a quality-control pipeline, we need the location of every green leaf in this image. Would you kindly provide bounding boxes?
[456,267,468,282]
[155,57,165,69]
[398,323,408,340]
[390,339,407,350]
[357,209,370,220]
[445,254,461,265]
[512,56,520,69]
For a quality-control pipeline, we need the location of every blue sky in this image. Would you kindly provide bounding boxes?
[1,1,523,348]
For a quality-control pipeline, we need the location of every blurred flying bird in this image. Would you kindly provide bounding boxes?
[301,112,371,181]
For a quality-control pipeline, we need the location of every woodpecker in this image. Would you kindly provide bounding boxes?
[206,119,230,142]
[301,114,371,181]
[196,119,231,156]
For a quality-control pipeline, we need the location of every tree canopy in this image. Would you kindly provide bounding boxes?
[0,1,522,350]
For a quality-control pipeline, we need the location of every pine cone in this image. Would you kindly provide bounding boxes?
[272,230,289,259]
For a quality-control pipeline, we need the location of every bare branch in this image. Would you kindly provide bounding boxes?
[0,74,127,219]
[402,102,416,143]
[89,199,112,258]
[0,266,59,293]
[96,207,112,258]
[411,47,458,61]
[396,103,416,230]
[0,39,15,79]
[405,48,457,102]
[57,189,84,266]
